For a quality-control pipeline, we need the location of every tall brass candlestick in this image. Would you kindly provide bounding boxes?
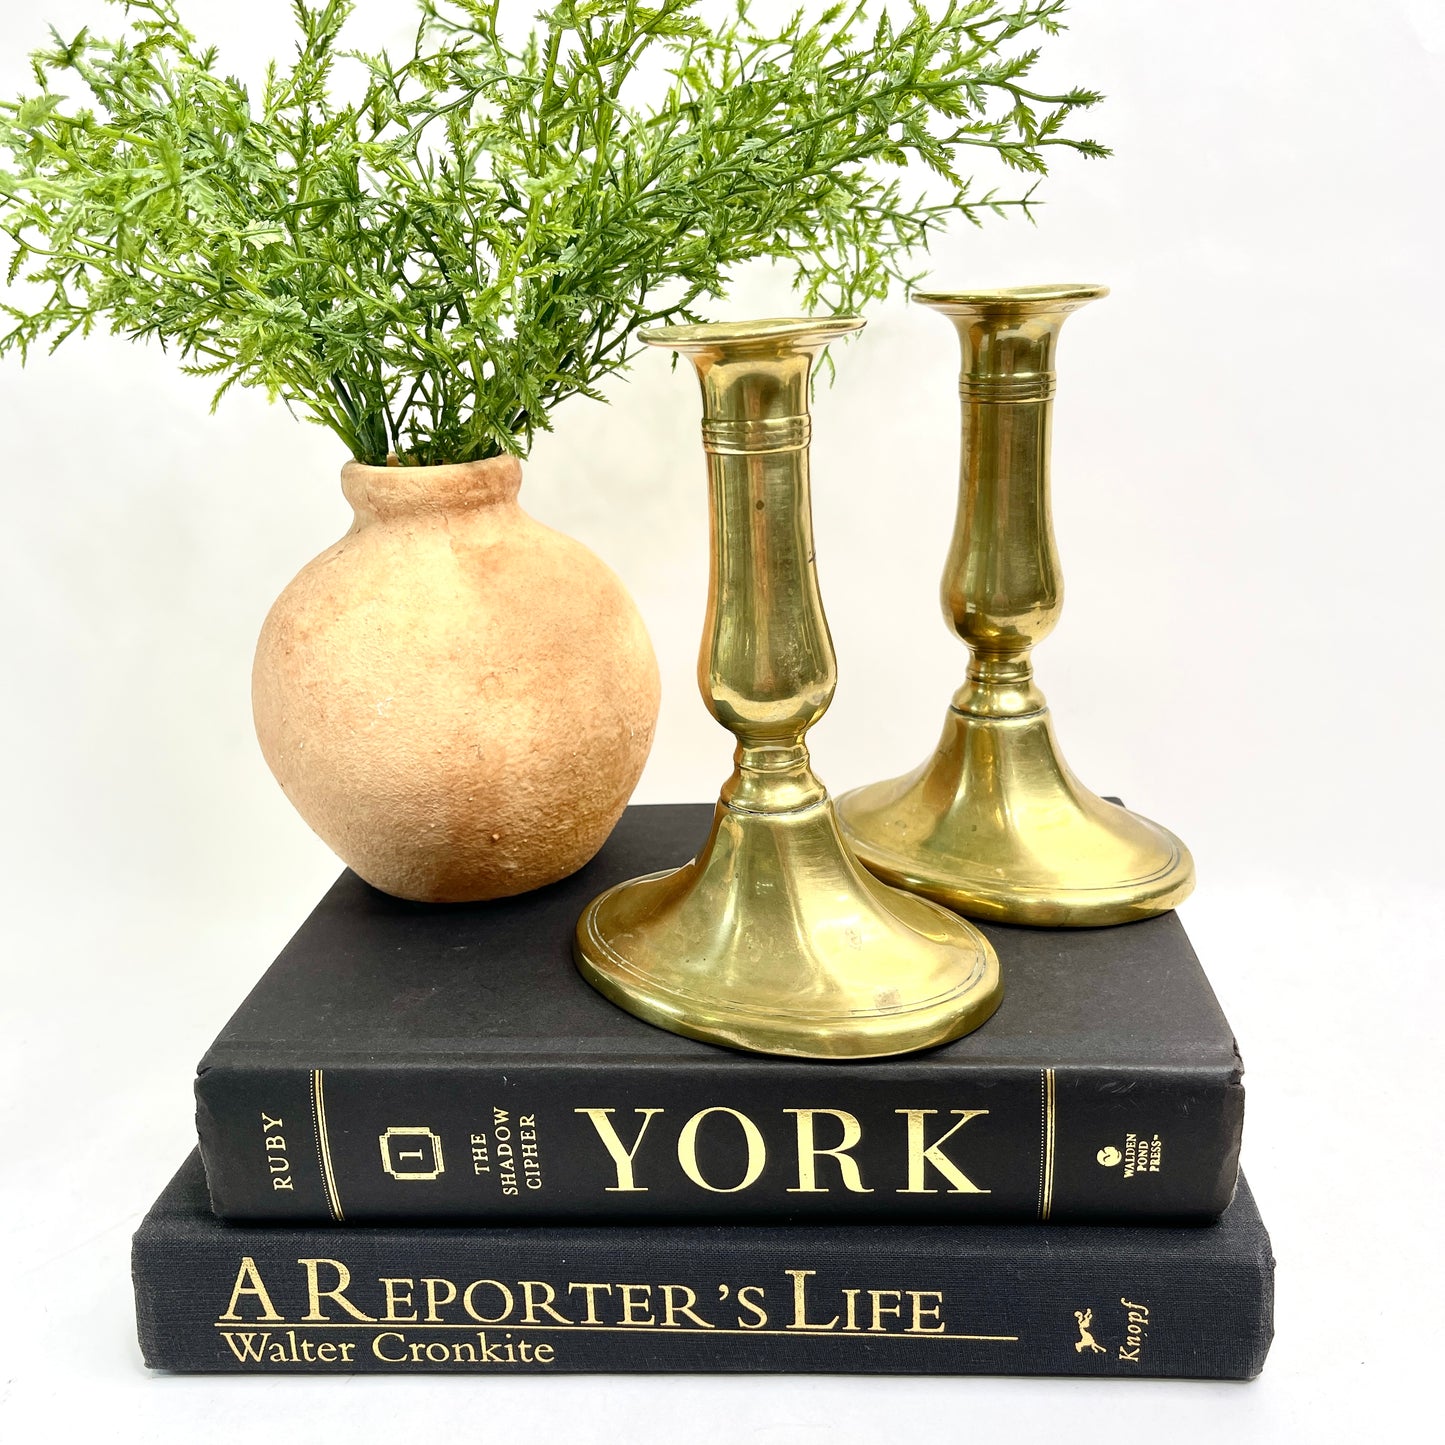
[574,318,1001,1058]
[838,286,1194,926]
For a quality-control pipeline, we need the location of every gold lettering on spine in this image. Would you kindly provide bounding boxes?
[618,1284,655,1326]
[735,1285,769,1329]
[520,1280,573,1325]
[1118,1296,1150,1362]
[786,1269,840,1331]
[909,1291,947,1334]
[372,1331,408,1363]
[310,1069,344,1221]
[867,1290,903,1332]
[661,1284,714,1329]
[462,1280,515,1324]
[677,1107,767,1192]
[575,1107,662,1191]
[423,1278,457,1322]
[380,1278,418,1322]
[299,1258,376,1322]
[220,1332,270,1363]
[208,1267,1030,1350]
[895,1109,991,1193]
[784,1109,873,1193]
[567,1282,614,1324]
[219,1257,283,1322]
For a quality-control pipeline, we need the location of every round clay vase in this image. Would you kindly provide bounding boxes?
[252,455,660,902]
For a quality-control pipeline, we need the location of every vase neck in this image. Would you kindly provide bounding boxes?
[341,454,522,521]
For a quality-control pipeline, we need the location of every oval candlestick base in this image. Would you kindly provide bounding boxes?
[575,799,1002,1059]
[839,708,1194,928]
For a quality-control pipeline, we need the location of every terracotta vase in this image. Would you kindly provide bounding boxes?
[252,454,660,902]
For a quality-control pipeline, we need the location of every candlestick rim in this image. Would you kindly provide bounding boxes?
[640,316,865,352]
[912,284,1108,313]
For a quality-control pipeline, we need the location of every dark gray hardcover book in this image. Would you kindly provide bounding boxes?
[196,803,1244,1225]
[133,1152,1273,1379]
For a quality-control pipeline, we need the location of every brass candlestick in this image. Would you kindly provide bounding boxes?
[574,318,1001,1059]
[838,286,1194,926]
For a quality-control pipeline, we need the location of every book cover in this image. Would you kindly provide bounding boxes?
[196,803,1244,1225]
[134,1152,1273,1379]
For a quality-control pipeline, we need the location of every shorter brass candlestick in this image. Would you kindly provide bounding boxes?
[574,318,1001,1059]
[838,286,1194,926]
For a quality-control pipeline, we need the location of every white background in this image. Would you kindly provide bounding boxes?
[2,1,1441,1440]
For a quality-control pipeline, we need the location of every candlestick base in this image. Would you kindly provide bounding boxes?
[838,706,1194,927]
[575,798,1002,1059]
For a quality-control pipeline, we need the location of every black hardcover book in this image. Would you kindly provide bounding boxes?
[196,804,1244,1225]
[134,1152,1273,1379]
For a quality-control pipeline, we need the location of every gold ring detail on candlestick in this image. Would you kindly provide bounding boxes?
[702,415,811,454]
[959,373,1056,403]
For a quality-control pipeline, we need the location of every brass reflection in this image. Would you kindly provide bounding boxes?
[574,318,1001,1058]
[838,286,1194,926]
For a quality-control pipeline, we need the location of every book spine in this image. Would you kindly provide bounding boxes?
[195,1058,1242,1224]
[132,1184,1274,1380]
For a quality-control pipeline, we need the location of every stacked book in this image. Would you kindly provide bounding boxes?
[132,803,1274,1379]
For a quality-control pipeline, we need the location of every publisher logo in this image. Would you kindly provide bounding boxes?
[1073,1308,1106,1355]
[1095,1135,1162,1176]
[379,1126,446,1181]
[1073,1300,1152,1363]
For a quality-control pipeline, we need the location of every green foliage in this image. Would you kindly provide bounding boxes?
[0,0,1106,465]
